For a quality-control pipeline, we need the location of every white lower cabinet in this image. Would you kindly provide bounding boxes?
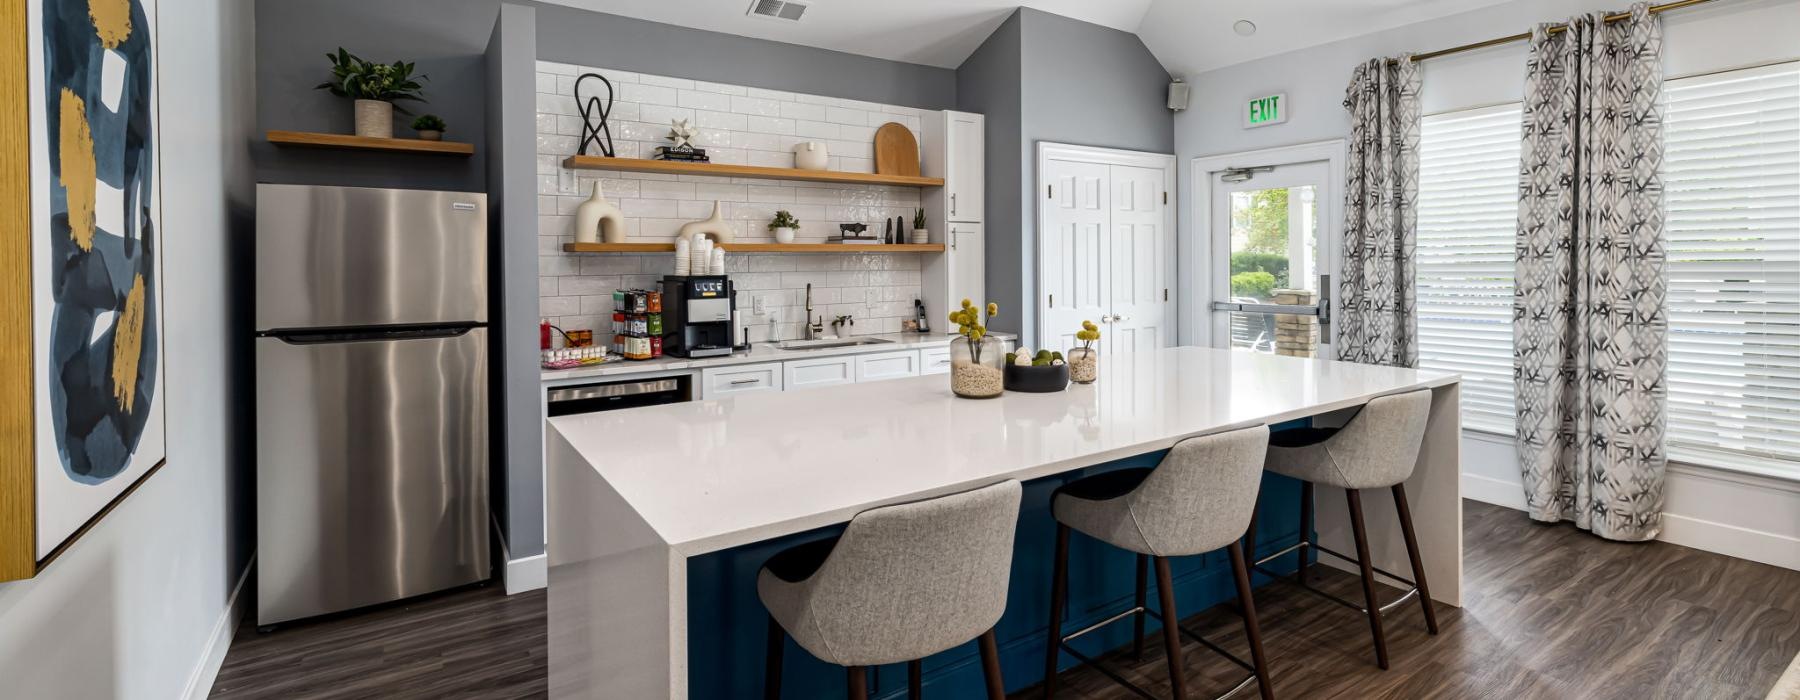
[784,356,856,391]
[919,346,953,375]
[854,350,922,382]
[701,364,782,398]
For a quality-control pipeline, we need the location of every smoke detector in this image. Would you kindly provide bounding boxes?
[748,0,808,21]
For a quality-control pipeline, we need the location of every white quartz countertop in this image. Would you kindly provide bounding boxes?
[546,346,1458,555]
[540,331,1016,383]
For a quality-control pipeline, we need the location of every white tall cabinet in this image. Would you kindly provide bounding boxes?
[922,111,985,332]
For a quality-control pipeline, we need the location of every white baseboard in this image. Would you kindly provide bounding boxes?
[184,554,253,700]
[1461,472,1527,511]
[506,553,547,594]
[1661,512,1800,571]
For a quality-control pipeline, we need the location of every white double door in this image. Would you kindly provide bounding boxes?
[1037,144,1176,356]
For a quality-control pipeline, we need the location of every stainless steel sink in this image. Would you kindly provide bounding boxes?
[776,337,894,351]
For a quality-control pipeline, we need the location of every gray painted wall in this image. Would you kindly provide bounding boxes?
[253,0,497,192]
[955,12,1024,336]
[533,6,957,110]
[959,8,1173,341]
[485,3,543,560]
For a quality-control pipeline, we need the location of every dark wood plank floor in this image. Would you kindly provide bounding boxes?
[210,501,1800,699]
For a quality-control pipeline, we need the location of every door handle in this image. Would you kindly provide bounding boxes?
[729,378,760,386]
[951,193,957,216]
[951,228,958,250]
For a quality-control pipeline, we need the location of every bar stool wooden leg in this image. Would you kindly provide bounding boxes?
[1346,489,1390,670]
[1227,543,1276,700]
[847,666,869,700]
[1133,553,1148,660]
[1297,482,1313,583]
[1243,501,1260,563]
[764,613,783,700]
[909,660,923,699]
[1153,557,1189,699]
[979,628,1006,700]
[1043,523,1070,698]
[1392,483,1439,635]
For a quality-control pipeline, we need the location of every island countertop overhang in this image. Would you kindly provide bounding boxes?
[546,347,1459,556]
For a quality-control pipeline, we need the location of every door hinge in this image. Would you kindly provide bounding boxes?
[1162,191,1168,205]
[1048,294,1053,307]
[1163,288,1168,301]
[1047,185,1053,199]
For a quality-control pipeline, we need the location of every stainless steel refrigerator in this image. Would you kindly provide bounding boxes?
[254,184,490,626]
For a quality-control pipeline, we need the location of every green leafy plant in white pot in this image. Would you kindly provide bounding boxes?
[768,210,800,244]
[316,48,428,139]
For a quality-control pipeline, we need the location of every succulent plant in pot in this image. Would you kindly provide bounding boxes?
[316,48,428,139]
[410,114,447,141]
[767,210,800,244]
[911,208,929,245]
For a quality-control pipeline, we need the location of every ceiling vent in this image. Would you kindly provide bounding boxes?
[747,0,807,22]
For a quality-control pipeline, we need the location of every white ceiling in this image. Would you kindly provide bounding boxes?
[1136,0,1520,77]
[543,0,1155,69]
[549,0,1519,72]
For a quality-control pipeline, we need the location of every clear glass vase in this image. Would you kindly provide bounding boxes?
[950,335,1005,398]
[1068,346,1098,384]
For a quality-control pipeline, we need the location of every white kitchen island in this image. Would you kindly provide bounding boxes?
[546,346,1462,698]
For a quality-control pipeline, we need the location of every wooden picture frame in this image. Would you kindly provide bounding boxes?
[2,0,166,582]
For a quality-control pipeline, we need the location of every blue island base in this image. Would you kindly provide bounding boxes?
[687,449,1313,699]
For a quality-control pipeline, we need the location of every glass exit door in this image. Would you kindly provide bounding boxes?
[1207,161,1333,355]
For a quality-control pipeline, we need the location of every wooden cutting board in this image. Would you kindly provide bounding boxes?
[873,122,920,177]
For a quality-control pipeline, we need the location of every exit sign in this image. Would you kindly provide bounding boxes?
[1245,93,1287,128]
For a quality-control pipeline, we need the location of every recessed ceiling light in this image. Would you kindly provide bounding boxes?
[1233,20,1257,37]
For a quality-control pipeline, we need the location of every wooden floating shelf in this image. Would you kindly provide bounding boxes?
[266,130,476,156]
[563,242,945,254]
[562,155,944,187]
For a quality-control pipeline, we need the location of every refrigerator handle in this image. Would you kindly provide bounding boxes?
[266,325,477,345]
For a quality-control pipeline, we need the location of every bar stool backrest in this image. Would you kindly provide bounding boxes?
[1321,389,1433,489]
[1130,425,1271,557]
[794,479,1022,666]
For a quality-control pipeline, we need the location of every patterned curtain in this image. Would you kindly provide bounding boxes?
[1515,3,1667,542]
[1338,56,1421,368]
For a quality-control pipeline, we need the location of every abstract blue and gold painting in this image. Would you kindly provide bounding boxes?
[28,0,163,560]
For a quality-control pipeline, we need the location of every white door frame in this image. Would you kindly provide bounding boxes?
[1035,142,1178,351]
[1187,140,1346,349]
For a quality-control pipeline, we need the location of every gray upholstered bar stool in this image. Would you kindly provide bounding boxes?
[1042,425,1275,700]
[1246,388,1438,671]
[758,479,1022,700]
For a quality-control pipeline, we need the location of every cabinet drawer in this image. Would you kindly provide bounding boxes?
[919,347,954,375]
[701,364,783,398]
[784,356,856,391]
[855,350,922,383]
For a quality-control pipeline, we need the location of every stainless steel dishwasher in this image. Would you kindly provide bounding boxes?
[547,376,693,417]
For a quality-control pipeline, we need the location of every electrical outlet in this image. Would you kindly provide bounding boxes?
[863,288,876,308]
[752,295,766,315]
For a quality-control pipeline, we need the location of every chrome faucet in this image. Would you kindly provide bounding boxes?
[804,284,824,340]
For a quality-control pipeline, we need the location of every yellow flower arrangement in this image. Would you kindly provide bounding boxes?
[949,299,1000,362]
[1075,319,1100,350]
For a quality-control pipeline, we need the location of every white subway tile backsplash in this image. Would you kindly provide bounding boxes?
[536,61,930,335]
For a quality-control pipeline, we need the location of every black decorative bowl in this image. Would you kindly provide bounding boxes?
[1004,363,1070,393]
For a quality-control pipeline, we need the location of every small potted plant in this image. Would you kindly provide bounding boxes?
[316,47,428,139]
[911,208,929,245]
[1003,346,1069,393]
[768,210,799,244]
[1070,320,1101,383]
[948,300,1003,399]
[411,114,447,141]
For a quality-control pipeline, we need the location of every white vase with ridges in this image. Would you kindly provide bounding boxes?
[354,99,394,138]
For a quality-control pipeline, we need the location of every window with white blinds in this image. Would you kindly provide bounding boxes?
[1664,62,1800,477]
[1414,61,1800,478]
[1416,103,1522,436]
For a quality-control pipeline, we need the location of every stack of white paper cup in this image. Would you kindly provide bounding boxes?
[674,238,691,276]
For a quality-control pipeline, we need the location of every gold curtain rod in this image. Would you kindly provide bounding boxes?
[1396,0,1721,63]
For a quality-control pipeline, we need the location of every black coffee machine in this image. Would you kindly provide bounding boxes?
[661,275,737,358]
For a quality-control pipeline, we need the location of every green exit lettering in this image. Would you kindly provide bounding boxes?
[1245,93,1287,128]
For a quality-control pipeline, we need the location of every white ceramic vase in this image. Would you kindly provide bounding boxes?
[354,99,393,138]
[573,182,625,244]
[772,227,795,244]
[912,228,929,245]
[793,141,828,170]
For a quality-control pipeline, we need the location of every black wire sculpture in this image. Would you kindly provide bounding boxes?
[575,73,616,157]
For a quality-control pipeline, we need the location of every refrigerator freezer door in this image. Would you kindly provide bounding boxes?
[256,184,488,331]
[255,328,490,624]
